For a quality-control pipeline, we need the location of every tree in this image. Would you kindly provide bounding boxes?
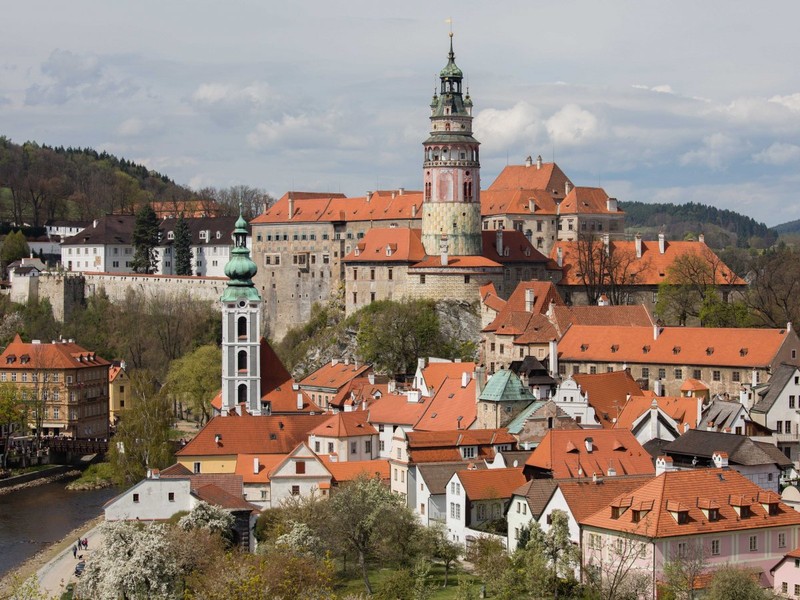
[526,510,580,599]
[328,475,420,594]
[107,371,173,484]
[572,234,650,306]
[660,540,708,600]
[178,501,235,541]
[1,230,30,273]
[419,523,461,587]
[745,244,800,328]
[173,214,193,275]
[0,383,23,468]
[165,344,221,424]
[586,533,652,600]
[131,203,160,274]
[705,565,771,600]
[464,535,509,593]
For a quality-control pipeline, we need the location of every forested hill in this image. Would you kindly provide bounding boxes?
[0,137,271,227]
[771,218,800,235]
[620,200,776,248]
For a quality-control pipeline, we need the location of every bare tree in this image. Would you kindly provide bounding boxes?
[661,539,708,600]
[584,530,653,600]
[573,234,650,306]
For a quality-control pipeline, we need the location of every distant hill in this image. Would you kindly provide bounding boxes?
[621,201,776,248]
[771,218,800,235]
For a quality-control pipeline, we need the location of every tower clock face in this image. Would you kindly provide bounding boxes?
[436,169,453,202]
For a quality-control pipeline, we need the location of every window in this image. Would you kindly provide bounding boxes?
[642,367,650,378]
[674,369,682,379]
[795,584,800,596]
[353,268,358,280]
[676,542,687,558]
[420,274,426,284]
[589,534,601,550]
[791,395,796,409]
[296,461,305,474]
[370,269,375,280]
[397,448,401,459]
[499,344,504,355]
[462,446,476,459]
[365,440,372,454]
[778,421,784,434]
[388,268,393,280]
[693,369,701,379]
[712,370,721,382]
[133,493,140,503]
[590,366,597,375]
[658,368,666,379]
[168,492,175,502]
[328,442,334,453]
[779,532,787,548]
[787,421,792,434]
[379,440,385,451]
[193,462,201,474]
[291,485,300,496]
[711,539,720,555]
[783,582,789,594]
[749,535,758,551]
[732,371,740,382]
[351,442,357,454]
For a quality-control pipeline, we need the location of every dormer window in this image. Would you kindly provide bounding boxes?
[667,500,690,524]
[6,355,15,364]
[580,344,589,352]
[698,498,720,521]
[610,497,632,519]
[706,347,714,355]
[642,345,650,354]
[758,491,781,516]
[740,347,748,357]
[462,446,476,459]
[672,346,681,354]
[167,231,175,240]
[611,345,619,353]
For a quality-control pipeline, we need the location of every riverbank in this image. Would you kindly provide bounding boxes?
[0,514,103,597]
[0,468,80,496]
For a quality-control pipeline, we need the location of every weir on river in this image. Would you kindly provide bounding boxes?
[0,476,119,576]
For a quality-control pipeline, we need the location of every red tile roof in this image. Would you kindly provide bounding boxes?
[300,361,371,391]
[421,362,477,395]
[483,281,564,333]
[321,458,390,483]
[555,475,654,523]
[581,468,800,538]
[310,411,377,438]
[525,429,655,478]
[558,187,616,215]
[344,228,427,263]
[572,371,646,428]
[251,190,422,225]
[406,429,516,464]
[411,255,502,269]
[414,376,477,431]
[486,162,572,195]
[549,304,654,332]
[234,453,287,484]
[367,393,429,426]
[176,413,329,457]
[0,335,110,370]
[560,325,793,368]
[614,395,700,432]
[457,467,526,500]
[551,239,745,287]
[193,483,259,512]
[480,282,507,313]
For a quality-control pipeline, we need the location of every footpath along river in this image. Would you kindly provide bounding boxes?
[0,476,119,577]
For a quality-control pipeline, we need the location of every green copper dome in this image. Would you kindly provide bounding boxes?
[439,34,463,79]
[221,210,261,302]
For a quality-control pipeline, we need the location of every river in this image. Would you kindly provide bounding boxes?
[0,477,120,577]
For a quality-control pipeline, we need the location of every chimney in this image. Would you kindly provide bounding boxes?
[653,325,660,341]
[418,357,427,371]
[253,457,260,474]
[536,155,543,170]
[332,358,339,366]
[397,187,404,195]
[296,393,304,411]
[440,234,449,266]
[461,372,470,388]
[650,398,659,441]
[634,234,642,259]
[655,455,675,476]
[547,299,556,319]
[528,198,536,213]
[288,193,294,220]
[556,246,563,268]
[602,233,610,256]
[658,233,666,254]
[406,390,421,403]
[653,379,664,397]
[365,191,373,202]
[549,340,559,377]
[698,233,705,244]
[565,181,572,195]
[93,219,98,228]
[751,368,758,388]
[606,197,618,212]
[368,372,375,385]
[712,451,729,469]
[584,437,593,453]
[788,321,793,333]
[120,360,127,371]
[411,204,418,217]
[473,365,487,401]
[525,288,535,313]
[214,434,222,446]
[525,155,533,167]
[496,230,503,256]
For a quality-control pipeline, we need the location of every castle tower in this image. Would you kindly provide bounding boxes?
[421,33,482,257]
[220,210,262,416]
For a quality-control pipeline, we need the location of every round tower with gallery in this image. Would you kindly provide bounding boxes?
[220,209,262,416]
[421,33,482,257]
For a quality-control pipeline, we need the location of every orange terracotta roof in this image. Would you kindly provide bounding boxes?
[235,453,287,484]
[581,468,800,538]
[487,162,572,194]
[251,190,422,225]
[560,325,792,368]
[558,187,616,215]
[551,239,745,287]
[681,378,709,392]
[344,228,426,263]
[512,314,560,345]
[263,378,321,414]
[108,364,126,383]
[483,281,564,333]
[525,429,655,478]
[480,230,549,264]
[367,392,429,426]
[330,376,390,410]
[411,255,502,269]
[310,411,377,438]
[572,371,646,428]
[480,282,507,313]
[481,188,563,217]
[549,304,654,333]
[614,395,700,431]
[415,376,477,431]
[555,476,654,523]
[421,362,477,394]
[176,413,329,457]
[300,361,371,391]
[407,429,516,464]
[193,483,259,512]
[321,458,390,483]
[457,467,526,500]
[0,335,110,370]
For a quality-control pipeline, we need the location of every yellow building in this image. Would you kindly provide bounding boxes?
[108,361,129,429]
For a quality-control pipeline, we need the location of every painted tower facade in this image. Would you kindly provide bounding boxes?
[421,34,482,257]
[221,212,262,416]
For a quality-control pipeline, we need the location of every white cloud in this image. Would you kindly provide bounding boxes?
[752,142,800,166]
[678,132,740,170]
[191,82,273,107]
[769,93,800,112]
[473,101,543,153]
[632,84,675,94]
[116,118,144,137]
[246,110,366,152]
[545,104,600,146]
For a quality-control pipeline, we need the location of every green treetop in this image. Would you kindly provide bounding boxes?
[131,204,160,274]
[173,215,192,276]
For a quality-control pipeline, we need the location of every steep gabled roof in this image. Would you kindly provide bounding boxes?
[299,360,371,391]
[310,411,377,438]
[572,371,645,428]
[615,395,700,432]
[343,228,427,263]
[234,453,287,484]
[420,362,477,395]
[548,304,654,333]
[701,399,744,430]
[407,429,516,463]
[419,462,487,495]
[556,475,653,523]
[367,392,429,426]
[581,469,800,538]
[0,335,111,370]
[486,161,572,194]
[662,429,792,468]
[511,479,558,518]
[751,363,799,414]
[483,280,564,333]
[457,467,526,501]
[193,483,259,512]
[415,375,477,431]
[525,429,655,478]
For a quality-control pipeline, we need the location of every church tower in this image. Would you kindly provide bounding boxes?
[220,210,262,416]
[421,33,482,257]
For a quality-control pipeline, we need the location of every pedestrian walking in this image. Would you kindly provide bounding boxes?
[83,538,88,549]
[72,545,77,559]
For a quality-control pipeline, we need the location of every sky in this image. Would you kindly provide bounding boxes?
[2,1,800,227]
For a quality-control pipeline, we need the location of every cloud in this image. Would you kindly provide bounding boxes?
[678,132,740,170]
[473,101,543,153]
[769,93,800,112]
[191,82,274,108]
[752,142,800,166]
[545,104,600,147]
[632,84,675,94]
[246,110,366,151]
[116,118,144,137]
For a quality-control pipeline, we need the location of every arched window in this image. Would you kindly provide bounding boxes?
[238,384,247,405]
[238,350,247,372]
[237,316,247,339]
